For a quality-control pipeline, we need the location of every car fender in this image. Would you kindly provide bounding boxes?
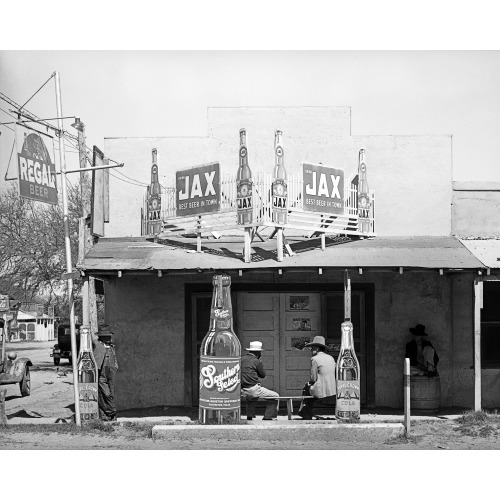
[12,358,32,379]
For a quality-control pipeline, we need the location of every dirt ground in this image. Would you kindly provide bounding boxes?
[2,341,500,450]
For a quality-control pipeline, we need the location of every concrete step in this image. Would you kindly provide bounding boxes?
[152,422,405,441]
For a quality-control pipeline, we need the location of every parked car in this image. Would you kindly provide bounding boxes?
[50,323,82,365]
[0,319,31,397]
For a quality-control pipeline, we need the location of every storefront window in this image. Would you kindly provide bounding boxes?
[481,282,500,368]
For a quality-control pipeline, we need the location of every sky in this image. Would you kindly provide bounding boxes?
[1,50,500,186]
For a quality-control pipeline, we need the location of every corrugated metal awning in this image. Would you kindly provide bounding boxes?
[459,238,500,269]
[79,235,485,273]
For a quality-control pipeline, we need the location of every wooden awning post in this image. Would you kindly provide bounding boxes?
[474,277,483,412]
[197,216,202,253]
[244,228,251,263]
[404,358,410,436]
[321,233,326,251]
[344,269,351,321]
[277,228,284,262]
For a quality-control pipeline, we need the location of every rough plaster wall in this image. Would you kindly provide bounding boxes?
[102,269,478,410]
[450,275,475,407]
[373,272,454,408]
[452,191,500,237]
[104,275,186,410]
[104,107,452,238]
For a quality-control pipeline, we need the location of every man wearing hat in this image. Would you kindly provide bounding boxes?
[240,341,280,420]
[405,324,439,376]
[92,325,119,421]
[298,336,336,420]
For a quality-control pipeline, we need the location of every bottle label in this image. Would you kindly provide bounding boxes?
[336,380,360,419]
[272,179,288,225]
[78,382,99,421]
[78,349,99,422]
[237,180,253,224]
[199,356,241,410]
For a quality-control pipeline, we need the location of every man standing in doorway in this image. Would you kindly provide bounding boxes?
[241,341,279,421]
[92,324,119,421]
[405,324,439,376]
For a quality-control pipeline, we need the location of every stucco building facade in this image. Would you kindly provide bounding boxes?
[79,106,499,412]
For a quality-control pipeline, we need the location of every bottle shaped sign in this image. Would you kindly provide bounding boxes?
[357,149,370,234]
[236,128,253,225]
[272,130,288,225]
[336,321,361,420]
[199,274,242,424]
[77,326,99,422]
[147,148,162,235]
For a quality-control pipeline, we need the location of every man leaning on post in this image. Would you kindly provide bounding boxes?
[240,341,279,421]
[92,324,119,421]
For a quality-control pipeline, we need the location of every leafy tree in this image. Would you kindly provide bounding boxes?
[0,180,86,322]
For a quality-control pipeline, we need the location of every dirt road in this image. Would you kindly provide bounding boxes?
[3,340,75,421]
[2,341,500,450]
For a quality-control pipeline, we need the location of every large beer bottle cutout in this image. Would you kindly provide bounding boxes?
[147,148,162,235]
[272,130,288,225]
[336,271,361,420]
[357,149,370,235]
[237,128,253,225]
[77,326,99,422]
[199,275,242,424]
[336,321,361,419]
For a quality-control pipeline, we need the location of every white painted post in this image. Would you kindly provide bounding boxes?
[404,358,410,435]
[277,228,284,262]
[474,278,483,412]
[244,228,251,263]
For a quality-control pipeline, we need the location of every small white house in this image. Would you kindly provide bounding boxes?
[13,310,55,341]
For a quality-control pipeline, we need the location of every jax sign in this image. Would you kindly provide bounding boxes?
[16,124,58,205]
[176,162,220,216]
[303,163,344,215]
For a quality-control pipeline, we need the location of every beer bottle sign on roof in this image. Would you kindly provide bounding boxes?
[272,130,288,225]
[237,129,253,225]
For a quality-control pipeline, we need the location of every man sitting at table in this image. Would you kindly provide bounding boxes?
[241,341,279,421]
[298,336,337,420]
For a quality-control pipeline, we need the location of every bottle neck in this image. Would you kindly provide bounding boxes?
[80,332,92,352]
[340,322,355,350]
[209,281,233,330]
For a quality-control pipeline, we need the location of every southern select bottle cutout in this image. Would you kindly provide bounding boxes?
[199,274,242,424]
[272,130,288,225]
[237,128,253,225]
[77,326,99,422]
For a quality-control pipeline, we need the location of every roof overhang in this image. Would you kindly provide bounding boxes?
[79,235,486,276]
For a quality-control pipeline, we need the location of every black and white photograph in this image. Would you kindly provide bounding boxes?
[0,2,498,498]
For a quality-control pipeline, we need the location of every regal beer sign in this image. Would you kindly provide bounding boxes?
[303,163,344,215]
[16,124,58,205]
[176,162,220,216]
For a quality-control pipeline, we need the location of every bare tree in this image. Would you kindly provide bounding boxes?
[0,183,83,321]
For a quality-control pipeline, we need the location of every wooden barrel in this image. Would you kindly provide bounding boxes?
[410,375,441,413]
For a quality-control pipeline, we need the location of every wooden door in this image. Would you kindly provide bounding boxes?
[236,292,280,392]
[279,293,321,396]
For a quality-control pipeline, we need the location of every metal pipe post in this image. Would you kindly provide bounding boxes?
[404,357,410,435]
[54,71,81,427]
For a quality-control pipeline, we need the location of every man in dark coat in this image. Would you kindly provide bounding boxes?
[92,325,118,421]
[405,324,439,376]
[240,341,279,420]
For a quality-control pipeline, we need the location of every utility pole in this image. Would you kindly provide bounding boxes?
[54,71,81,427]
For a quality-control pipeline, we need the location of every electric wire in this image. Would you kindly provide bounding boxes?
[19,73,55,113]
